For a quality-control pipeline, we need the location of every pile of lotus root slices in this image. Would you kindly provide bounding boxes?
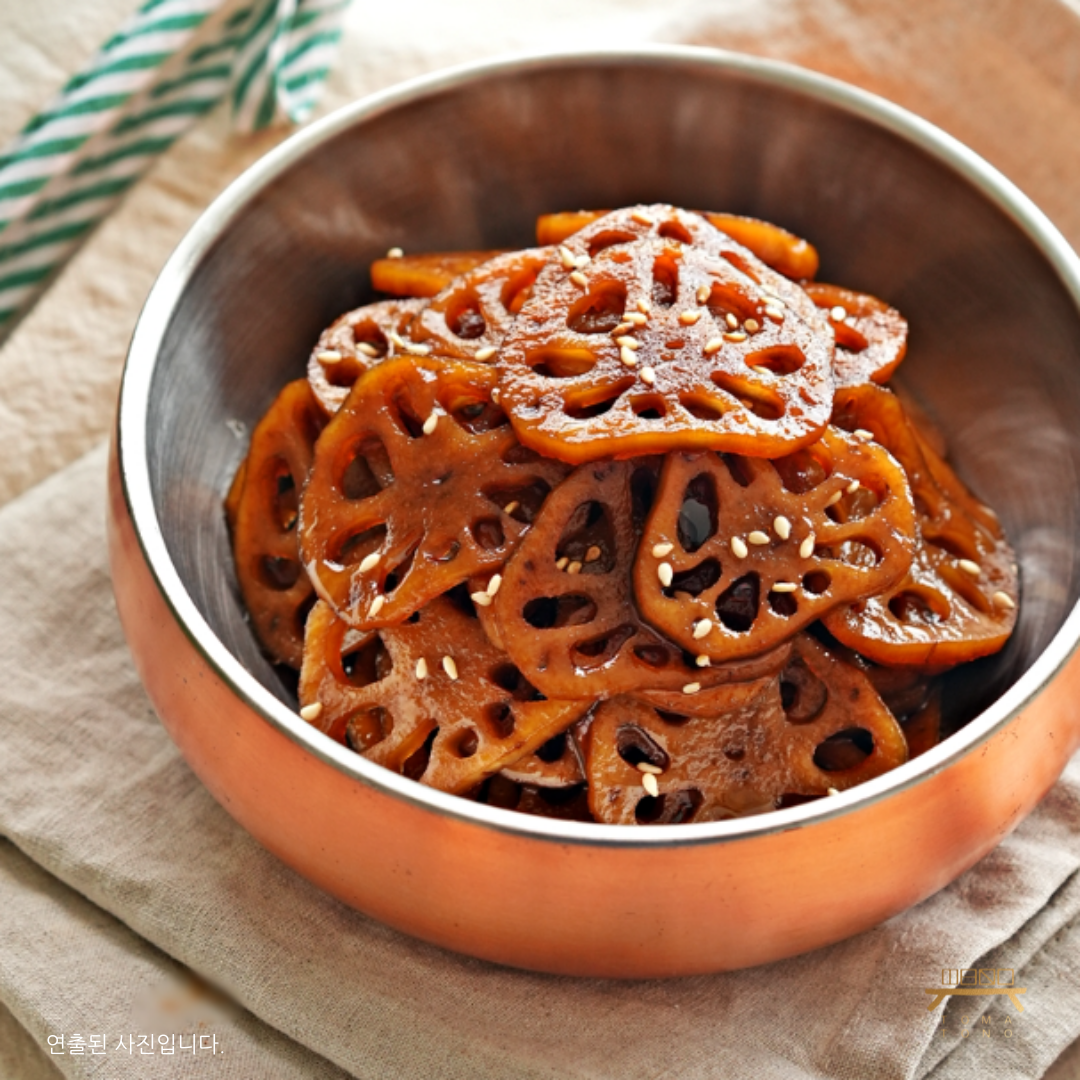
[226,205,1019,825]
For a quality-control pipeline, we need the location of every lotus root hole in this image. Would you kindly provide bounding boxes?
[566,281,627,334]
[888,589,950,625]
[382,543,418,593]
[651,252,680,307]
[500,442,541,466]
[563,378,634,420]
[678,473,719,552]
[802,570,832,596]
[833,321,869,352]
[402,727,437,781]
[711,372,785,421]
[616,724,670,771]
[523,594,598,630]
[352,321,389,357]
[489,662,543,701]
[779,656,828,723]
[715,573,760,632]
[484,701,516,739]
[390,390,426,439]
[813,728,874,772]
[470,517,505,551]
[570,624,636,667]
[925,530,980,563]
[630,466,658,529]
[271,464,299,531]
[485,479,552,525]
[258,555,301,591]
[537,731,570,763]
[723,745,746,761]
[657,219,694,244]
[633,644,672,668]
[768,590,798,617]
[771,447,833,494]
[655,709,691,725]
[706,282,758,325]
[629,395,668,421]
[667,559,722,598]
[444,291,486,339]
[719,249,761,283]
[587,230,637,257]
[557,499,615,568]
[939,566,993,615]
[453,728,480,759]
[529,346,598,379]
[826,484,882,523]
[679,394,729,421]
[832,538,883,568]
[340,436,391,500]
[324,355,367,388]
[345,707,386,751]
[446,397,508,435]
[336,524,387,568]
[635,788,702,824]
[746,345,806,376]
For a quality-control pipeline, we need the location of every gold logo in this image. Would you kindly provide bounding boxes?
[925,968,1026,1013]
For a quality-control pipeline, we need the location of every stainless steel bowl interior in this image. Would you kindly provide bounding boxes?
[132,48,1080,837]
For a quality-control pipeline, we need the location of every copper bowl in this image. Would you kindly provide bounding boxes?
[108,47,1080,977]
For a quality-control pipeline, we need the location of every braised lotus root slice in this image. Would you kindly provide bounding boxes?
[370,250,506,298]
[408,247,551,361]
[583,633,908,825]
[493,459,793,699]
[803,282,908,388]
[499,718,588,788]
[825,385,1018,666]
[497,233,834,464]
[300,355,569,629]
[230,379,327,668]
[633,428,917,663]
[307,298,426,415]
[535,207,820,280]
[299,596,589,794]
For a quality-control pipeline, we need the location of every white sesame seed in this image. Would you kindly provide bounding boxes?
[764,305,785,322]
[799,535,815,559]
[403,341,431,356]
[641,772,660,797]
[637,762,663,775]
[830,305,847,321]
[826,490,843,507]
[626,312,648,326]
[422,413,438,435]
[356,343,380,358]
[682,682,702,695]
[317,349,343,364]
[503,500,520,515]
[693,618,713,640]
[369,594,386,618]
[854,428,874,442]
[299,702,323,722]
[558,245,576,269]
[585,545,602,562]
[442,655,459,680]
[637,298,651,314]
[486,574,502,597]
[771,582,798,593]
[704,337,724,355]
[696,655,711,667]
[358,552,381,573]
[679,310,702,326]
[474,346,497,361]
[556,556,569,570]
[631,210,656,226]
[567,561,583,575]
[471,591,493,607]
[491,388,501,403]
[387,247,404,258]
[724,331,748,343]
[574,254,590,269]
[750,365,771,376]
[696,285,710,304]
[415,657,428,680]
[652,542,674,558]
[387,330,405,349]
[620,346,638,368]
[731,536,749,559]
[612,322,633,336]
[658,562,674,587]
[640,366,657,386]
[774,515,792,540]
[846,479,860,494]
[615,336,640,349]
[993,591,1016,609]
[744,318,760,334]
[570,271,588,288]
[827,787,840,797]
[748,530,770,545]
[725,313,739,329]
[959,559,981,577]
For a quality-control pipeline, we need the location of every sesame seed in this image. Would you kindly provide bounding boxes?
[387,247,404,258]
[641,772,660,797]
[574,254,590,269]
[827,787,840,797]
[491,388,501,404]
[612,322,633,336]
[764,305,785,322]
[658,562,673,587]
[748,530,770,545]
[640,366,656,386]
[744,318,760,333]
[830,305,848,322]
[356,343,380,358]
[771,582,798,593]
[993,591,1016,609]
[558,246,576,269]
[799,535,815,559]
[731,536,749,559]
[632,210,656,226]
[570,271,588,288]
[846,479,860,494]
[751,365,771,376]
[486,574,502,597]
[387,330,405,350]
[854,428,874,442]
[317,350,343,364]
[826,490,843,507]
[682,682,702,695]
[615,336,640,349]
[556,556,569,570]
[959,559,981,577]
[442,655,459,680]
[679,310,702,326]
[358,552,381,573]
[415,657,428,680]
[369,594,386,618]
[774,515,792,540]
[620,346,638,368]
[299,702,323,722]
[696,285,710,304]
[567,561,583,575]
[503,500,520,515]
[474,346,497,361]
[693,618,713,640]
[403,341,431,356]
[704,337,724,355]
[585,545,602,562]
[626,312,648,326]
[724,331,748,343]
[637,298,651,314]
[637,762,663,775]
[725,313,739,329]
[652,542,674,558]
[422,413,438,436]
[696,655,711,667]
[471,591,493,607]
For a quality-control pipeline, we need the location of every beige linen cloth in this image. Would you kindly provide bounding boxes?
[4,1,1080,1077]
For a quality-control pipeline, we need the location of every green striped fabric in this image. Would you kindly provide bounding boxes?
[0,0,350,339]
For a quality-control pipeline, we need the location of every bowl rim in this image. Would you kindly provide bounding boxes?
[117,43,1080,850]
